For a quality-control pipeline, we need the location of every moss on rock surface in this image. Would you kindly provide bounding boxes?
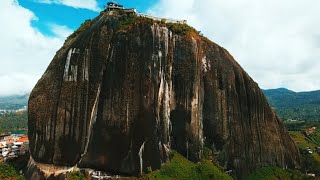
[66,19,92,42]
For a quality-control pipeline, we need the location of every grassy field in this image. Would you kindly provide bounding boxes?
[289,129,320,175]
[289,131,318,149]
[246,166,311,180]
[144,151,232,180]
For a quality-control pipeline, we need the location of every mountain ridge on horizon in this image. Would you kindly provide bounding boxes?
[263,88,320,121]
[0,94,29,110]
[263,87,320,93]
[2,87,320,98]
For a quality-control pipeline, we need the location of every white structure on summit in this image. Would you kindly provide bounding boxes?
[137,13,187,24]
[105,1,186,24]
[106,1,123,10]
[106,1,136,13]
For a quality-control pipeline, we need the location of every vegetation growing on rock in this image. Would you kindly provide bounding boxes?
[66,19,92,42]
[117,14,153,31]
[166,23,196,35]
[116,13,196,35]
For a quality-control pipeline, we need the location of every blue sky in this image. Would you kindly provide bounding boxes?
[19,0,157,37]
[0,0,320,95]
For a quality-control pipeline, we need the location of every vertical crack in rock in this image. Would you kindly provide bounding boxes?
[152,24,173,147]
[190,37,204,159]
[83,49,89,81]
[64,48,80,82]
[63,49,73,81]
[138,141,146,175]
[126,102,129,131]
[78,85,101,164]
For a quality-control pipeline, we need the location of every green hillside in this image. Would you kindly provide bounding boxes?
[263,88,320,121]
[289,128,320,175]
[0,111,28,133]
[145,151,232,180]
[246,166,311,180]
[65,151,312,180]
[0,94,29,110]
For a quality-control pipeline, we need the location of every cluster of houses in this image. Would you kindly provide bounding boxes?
[0,134,29,162]
[0,106,27,115]
[304,126,317,136]
[302,127,320,156]
[90,170,119,180]
[0,109,16,115]
[305,146,320,155]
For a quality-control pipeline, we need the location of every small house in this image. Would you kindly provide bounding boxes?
[106,1,124,11]
[17,136,29,144]
[105,1,137,15]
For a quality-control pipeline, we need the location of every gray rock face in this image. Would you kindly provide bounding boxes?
[27,14,301,178]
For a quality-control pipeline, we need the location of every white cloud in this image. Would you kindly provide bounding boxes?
[49,24,73,39]
[34,0,100,11]
[0,0,69,96]
[0,74,39,96]
[149,0,320,92]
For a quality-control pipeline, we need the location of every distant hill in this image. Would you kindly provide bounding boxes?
[263,88,320,121]
[0,94,29,110]
[0,94,29,133]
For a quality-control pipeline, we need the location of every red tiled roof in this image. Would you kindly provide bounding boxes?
[17,137,29,143]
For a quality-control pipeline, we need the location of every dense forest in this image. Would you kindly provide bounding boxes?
[0,95,28,134]
[0,111,27,134]
[263,88,320,121]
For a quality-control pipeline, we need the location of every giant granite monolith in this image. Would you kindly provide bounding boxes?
[27,13,301,179]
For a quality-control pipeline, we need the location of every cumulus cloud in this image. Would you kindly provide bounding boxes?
[149,0,320,92]
[0,0,70,96]
[34,0,100,11]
